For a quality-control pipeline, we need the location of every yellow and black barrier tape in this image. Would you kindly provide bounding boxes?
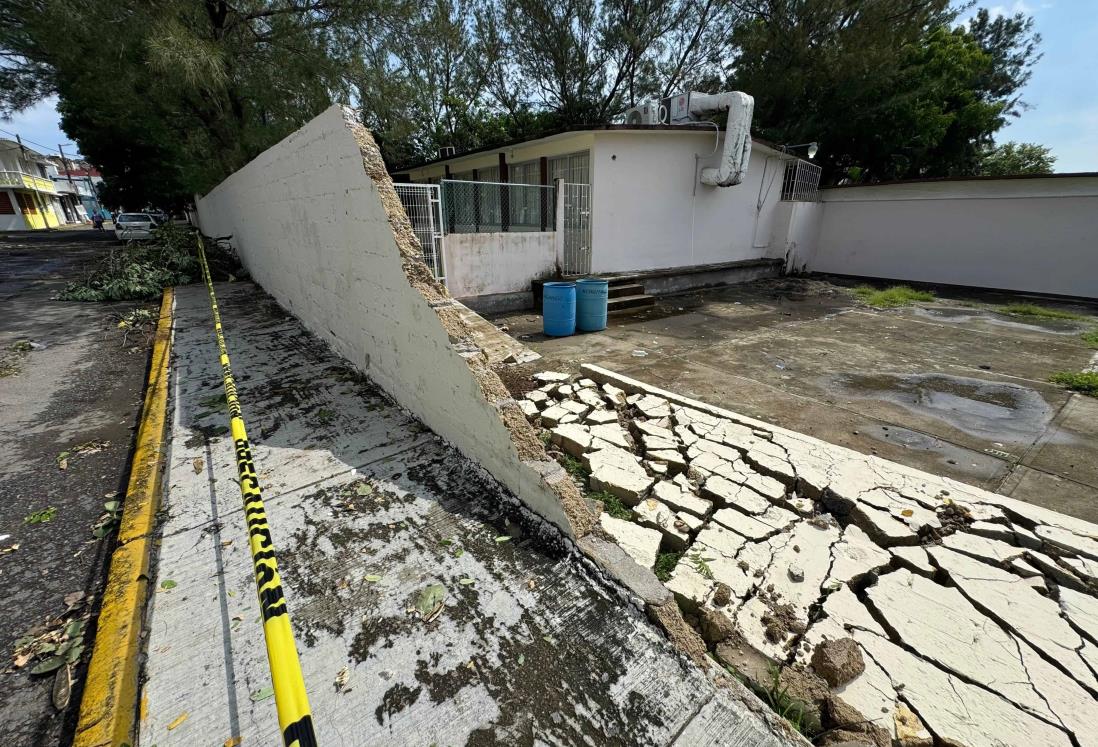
[196,236,317,747]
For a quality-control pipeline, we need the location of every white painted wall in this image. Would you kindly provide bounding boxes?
[589,132,788,273]
[443,231,556,299]
[195,105,574,533]
[805,177,1098,298]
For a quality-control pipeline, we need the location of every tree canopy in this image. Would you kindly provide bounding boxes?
[0,0,1047,205]
[978,141,1056,176]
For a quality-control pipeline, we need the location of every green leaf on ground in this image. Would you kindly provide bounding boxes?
[250,686,275,702]
[494,535,511,543]
[31,656,67,675]
[415,583,447,616]
[364,574,382,583]
[160,580,177,590]
[458,578,475,586]
[25,507,57,524]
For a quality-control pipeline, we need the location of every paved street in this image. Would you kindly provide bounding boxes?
[0,228,155,746]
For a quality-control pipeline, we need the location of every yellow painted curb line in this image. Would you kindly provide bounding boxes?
[74,287,174,747]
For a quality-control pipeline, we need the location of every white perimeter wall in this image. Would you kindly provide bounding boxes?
[443,231,555,298]
[589,132,787,274]
[195,105,574,533]
[804,177,1098,298]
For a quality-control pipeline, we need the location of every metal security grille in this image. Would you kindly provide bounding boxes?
[562,182,591,275]
[394,183,446,284]
[781,159,822,202]
[441,179,555,234]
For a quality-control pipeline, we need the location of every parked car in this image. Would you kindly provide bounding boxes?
[114,212,157,241]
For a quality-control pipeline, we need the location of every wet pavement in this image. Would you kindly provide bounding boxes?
[490,277,1098,523]
[140,283,785,746]
[0,228,155,746]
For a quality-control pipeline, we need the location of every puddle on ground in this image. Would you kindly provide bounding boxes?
[913,306,1086,335]
[857,423,1007,478]
[828,372,1055,443]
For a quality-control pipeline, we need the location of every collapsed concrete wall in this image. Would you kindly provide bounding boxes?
[194,105,594,538]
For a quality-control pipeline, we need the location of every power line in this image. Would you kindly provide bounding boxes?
[0,126,83,159]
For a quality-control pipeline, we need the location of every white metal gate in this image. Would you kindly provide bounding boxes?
[394,183,446,284]
[562,182,591,275]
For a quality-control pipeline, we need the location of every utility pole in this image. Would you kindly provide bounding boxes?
[15,134,52,231]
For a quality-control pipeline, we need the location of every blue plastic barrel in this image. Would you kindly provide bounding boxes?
[542,282,577,337]
[576,278,609,332]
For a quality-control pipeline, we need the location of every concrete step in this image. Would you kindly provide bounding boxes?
[608,282,645,299]
[608,294,656,312]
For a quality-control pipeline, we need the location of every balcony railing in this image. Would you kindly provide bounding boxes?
[0,171,58,194]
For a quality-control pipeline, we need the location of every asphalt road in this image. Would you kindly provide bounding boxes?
[0,228,156,746]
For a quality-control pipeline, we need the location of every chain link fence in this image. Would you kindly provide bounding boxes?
[441,179,555,234]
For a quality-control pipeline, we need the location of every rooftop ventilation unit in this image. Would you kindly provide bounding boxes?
[624,100,666,126]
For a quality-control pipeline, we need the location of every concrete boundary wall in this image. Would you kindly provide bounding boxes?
[443,231,556,300]
[796,176,1098,298]
[195,105,591,538]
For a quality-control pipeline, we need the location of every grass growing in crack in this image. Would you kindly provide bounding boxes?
[758,665,821,738]
[1049,371,1098,397]
[591,489,633,520]
[654,551,681,582]
[1081,329,1098,349]
[559,453,590,481]
[853,284,935,308]
[999,303,1086,321]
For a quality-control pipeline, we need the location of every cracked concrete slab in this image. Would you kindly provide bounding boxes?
[519,362,1098,746]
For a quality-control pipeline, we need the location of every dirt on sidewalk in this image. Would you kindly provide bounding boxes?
[0,229,159,746]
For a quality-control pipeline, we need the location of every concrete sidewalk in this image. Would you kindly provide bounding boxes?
[139,283,787,746]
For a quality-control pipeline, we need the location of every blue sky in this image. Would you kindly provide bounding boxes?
[2,1,1095,172]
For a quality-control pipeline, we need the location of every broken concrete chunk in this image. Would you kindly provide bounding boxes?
[738,469,786,502]
[968,519,1040,549]
[574,386,604,408]
[673,424,699,447]
[558,413,579,424]
[558,399,588,416]
[539,404,570,427]
[688,451,741,480]
[811,638,865,687]
[589,422,629,449]
[634,394,671,419]
[584,409,619,425]
[694,523,748,559]
[636,420,676,441]
[940,531,1025,565]
[688,438,743,465]
[625,393,643,405]
[889,545,934,576]
[703,475,771,515]
[598,514,661,570]
[827,524,892,587]
[851,503,920,546]
[651,480,712,518]
[645,461,667,476]
[634,498,690,551]
[1034,524,1098,561]
[586,445,654,505]
[550,423,592,458]
[556,384,574,397]
[675,511,705,533]
[576,378,596,389]
[646,449,687,473]
[525,389,550,406]
[641,434,679,453]
[532,371,570,383]
[601,383,626,405]
[712,508,785,541]
[518,400,539,418]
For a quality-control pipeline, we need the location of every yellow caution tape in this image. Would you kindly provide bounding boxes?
[196,236,317,747]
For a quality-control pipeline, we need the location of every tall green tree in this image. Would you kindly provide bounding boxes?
[979,141,1056,175]
[726,1,1041,182]
[1,0,397,206]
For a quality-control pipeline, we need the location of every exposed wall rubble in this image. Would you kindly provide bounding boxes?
[521,363,1098,747]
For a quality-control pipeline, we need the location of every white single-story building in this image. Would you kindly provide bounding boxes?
[392,124,818,309]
